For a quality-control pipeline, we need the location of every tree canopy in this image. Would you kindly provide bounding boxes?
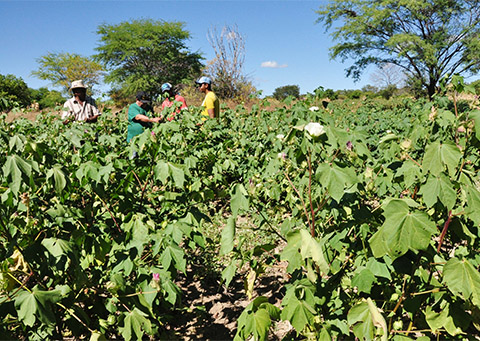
[94,19,203,101]
[31,52,104,96]
[317,0,480,98]
[0,74,31,110]
[272,85,300,100]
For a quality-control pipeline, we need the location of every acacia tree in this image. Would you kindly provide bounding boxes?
[32,52,104,95]
[205,25,255,99]
[317,0,480,99]
[94,19,203,101]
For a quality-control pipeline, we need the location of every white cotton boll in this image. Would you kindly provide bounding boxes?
[309,106,319,112]
[304,122,325,137]
[276,134,285,140]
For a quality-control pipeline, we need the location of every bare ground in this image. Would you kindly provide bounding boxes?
[165,261,293,340]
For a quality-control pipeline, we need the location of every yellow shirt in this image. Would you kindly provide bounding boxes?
[201,91,220,119]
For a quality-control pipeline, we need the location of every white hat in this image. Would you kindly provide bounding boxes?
[69,80,87,91]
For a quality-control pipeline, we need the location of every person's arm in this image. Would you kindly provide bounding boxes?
[207,108,215,118]
[62,101,75,124]
[85,98,101,122]
[134,114,161,123]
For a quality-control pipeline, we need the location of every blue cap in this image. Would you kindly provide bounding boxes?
[195,76,212,85]
[161,83,172,92]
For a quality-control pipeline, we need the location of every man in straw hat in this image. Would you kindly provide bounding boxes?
[62,80,101,123]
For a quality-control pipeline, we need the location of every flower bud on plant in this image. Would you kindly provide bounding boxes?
[304,122,325,137]
[150,273,161,290]
[346,141,353,151]
[400,139,412,150]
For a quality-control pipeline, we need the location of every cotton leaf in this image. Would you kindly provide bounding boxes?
[369,199,436,260]
[443,257,480,307]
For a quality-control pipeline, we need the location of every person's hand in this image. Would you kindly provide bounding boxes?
[151,117,162,123]
[86,114,99,123]
[63,116,73,125]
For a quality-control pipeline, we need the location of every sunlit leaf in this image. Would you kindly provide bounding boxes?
[369,199,436,260]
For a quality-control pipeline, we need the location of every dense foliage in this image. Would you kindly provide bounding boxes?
[95,19,203,102]
[317,0,480,98]
[29,87,65,110]
[1,86,480,339]
[0,74,31,110]
[272,85,300,100]
[32,52,104,96]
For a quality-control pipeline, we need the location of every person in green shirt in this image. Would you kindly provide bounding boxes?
[196,76,220,119]
[127,91,162,143]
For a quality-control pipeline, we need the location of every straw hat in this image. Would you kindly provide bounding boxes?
[69,80,87,91]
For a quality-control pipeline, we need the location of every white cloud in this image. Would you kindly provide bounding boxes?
[261,61,288,68]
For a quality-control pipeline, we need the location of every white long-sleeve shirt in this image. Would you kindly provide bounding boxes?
[62,96,100,121]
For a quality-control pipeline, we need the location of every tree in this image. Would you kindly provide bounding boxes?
[272,85,300,100]
[370,63,405,89]
[94,19,203,102]
[205,25,256,100]
[32,52,104,95]
[0,74,31,110]
[317,0,480,99]
[29,87,65,109]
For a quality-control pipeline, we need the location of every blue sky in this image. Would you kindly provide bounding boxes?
[0,0,374,96]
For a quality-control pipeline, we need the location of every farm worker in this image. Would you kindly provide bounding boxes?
[159,82,188,121]
[127,91,162,143]
[62,80,101,124]
[196,76,220,119]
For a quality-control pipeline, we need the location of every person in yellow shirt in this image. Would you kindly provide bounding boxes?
[195,76,219,119]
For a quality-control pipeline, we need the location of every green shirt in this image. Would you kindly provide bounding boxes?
[127,103,152,142]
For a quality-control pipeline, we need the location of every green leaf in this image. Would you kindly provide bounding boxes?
[42,238,73,258]
[160,245,186,273]
[280,231,304,273]
[119,308,152,341]
[422,141,462,177]
[425,304,463,336]
[443,257,480,307]
[351,269,376,294]
[465,186,480,226]
[9,135,25,152]
[14,285,70,327]
[347,299,387,341]
[47,164,67,194]
[369,199,436,260]
[231,184,249,217]
[280,295,315,332]
[469,110,480,140]
[3,155,32,195]
[154,161,169,184]
[236,297,278,341]
[15,290,37,326]
[220,216,235,255]
[316,163,357,202]
[418,173,456,209]
[299,229,329,275]
[221,261,237,288]
[395,160,422,189]
[168,163,185,189]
